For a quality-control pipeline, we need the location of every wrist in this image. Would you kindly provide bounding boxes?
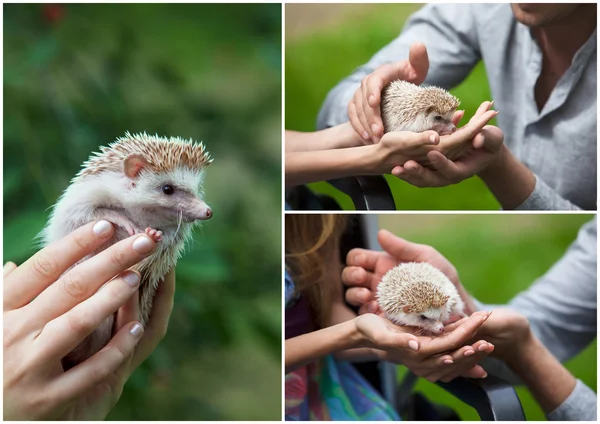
[504,330,539,369]
[334,122,367,149]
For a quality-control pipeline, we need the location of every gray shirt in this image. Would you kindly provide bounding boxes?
[317,3,597,210]
[475,218,597,421]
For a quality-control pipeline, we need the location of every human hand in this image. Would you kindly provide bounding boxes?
[3,220,172,420]
[342,229,474,316]
[446,308,532,365]
[355,312,493,382]
[348,42,429,143]
[391,102,504,187]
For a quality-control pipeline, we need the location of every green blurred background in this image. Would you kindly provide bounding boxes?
[285,3,500,210]
[4,3,281,420]
[378,214,596,420]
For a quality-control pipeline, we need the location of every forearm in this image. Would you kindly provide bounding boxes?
[478,146,536,210]
[286,123,364,153]
[285,145,378,187]
[506,336,577,415]
[285,319,361,374]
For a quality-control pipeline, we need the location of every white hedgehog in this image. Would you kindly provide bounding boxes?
[376,262,465,334]
[40,131,213,369]
[381,80,460,135]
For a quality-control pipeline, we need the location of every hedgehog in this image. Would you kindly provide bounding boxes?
[380,80,460,135]
[39,131,213,369]
[376,262,465,334]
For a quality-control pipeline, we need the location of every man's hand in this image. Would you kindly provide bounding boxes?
[348,43,430,143]
[342,229,477,315]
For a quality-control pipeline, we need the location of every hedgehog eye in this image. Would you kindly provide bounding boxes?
[434,115,443,121]
[161,184,175,195]
[420,315,428,320]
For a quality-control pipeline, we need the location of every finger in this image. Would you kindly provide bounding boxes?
[115,288,140,333]
[36,270,141,360]
[29,233,156,325]
[428,150,462,179]
[408,42,430,84]
[471,100,494,119]
[363,75,385,140]
[446,110,498,147]
[452,110,465,126]
[354,90,372,140]
[346,248,383,272]
[460,365,488,379]
[383,130,439,149]
[131,268,176,370]
[421,312,490,355]
[439,341,492,382]
[444,316,471,332]
[51,320,144,404]
[479,125,504,151]
[359,300,381,316]
[4,220,115,310]
[391,165,405,177]
[341,264,378,290]
[472,132,486,149]
[346,287,374,308]
[348,101,370,141]
[3,262,17,278]
[377,229,426,263]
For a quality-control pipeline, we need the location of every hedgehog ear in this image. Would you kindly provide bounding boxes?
[402,305,412,314]
[425,106,434,115]
[124,154,148,178]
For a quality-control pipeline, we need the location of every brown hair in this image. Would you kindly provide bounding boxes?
[285,214,348,327]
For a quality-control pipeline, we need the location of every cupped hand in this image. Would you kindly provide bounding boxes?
[3,220,175,420]
[342,229,465,315]
[348,42,429,143]
[355,312,493,382]
[446,308,532,364]
[392,102,504,187]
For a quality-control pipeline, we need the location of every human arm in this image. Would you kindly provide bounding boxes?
[317,4,481,136]
[285,123,364,152]
[3,220,174,420]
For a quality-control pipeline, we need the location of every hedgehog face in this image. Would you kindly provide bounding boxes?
[424,109,457,136]
[122,161,212,232]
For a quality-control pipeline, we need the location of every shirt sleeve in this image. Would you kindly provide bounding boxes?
[474,218,597,420]
[514,174,585,211]
[316,3,482,130]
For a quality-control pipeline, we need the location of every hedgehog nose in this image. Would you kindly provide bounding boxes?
[439,327,445,333]
[450,126,457,133]
[204,208,212,220]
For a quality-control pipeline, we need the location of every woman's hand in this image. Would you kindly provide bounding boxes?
[3,220,175,420]
[354,312,494,382]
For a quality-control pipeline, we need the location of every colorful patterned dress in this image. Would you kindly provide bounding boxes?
[285,270,400,421]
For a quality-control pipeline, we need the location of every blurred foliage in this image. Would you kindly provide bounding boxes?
[378,214,597,421]
[4,3,281,420]
[285,4,500,210]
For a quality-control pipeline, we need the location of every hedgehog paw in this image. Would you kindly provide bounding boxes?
[145,227,163,242]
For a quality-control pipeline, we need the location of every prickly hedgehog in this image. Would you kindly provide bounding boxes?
[376,262,465,334]
[40,131,213,368]
[381,80,460,135]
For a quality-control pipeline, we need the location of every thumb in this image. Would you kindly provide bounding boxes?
[377,229,423,262]
[3,262,17,277]
[380,330,420,352]
[408,42,430,84]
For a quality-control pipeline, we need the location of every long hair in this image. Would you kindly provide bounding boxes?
[285,214,348,327]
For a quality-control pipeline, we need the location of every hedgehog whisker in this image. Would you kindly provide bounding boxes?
[174,209,183,239]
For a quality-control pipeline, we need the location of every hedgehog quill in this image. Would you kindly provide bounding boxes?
[381,80,460,135]
[40,131,213,369]
[376,262,465,334]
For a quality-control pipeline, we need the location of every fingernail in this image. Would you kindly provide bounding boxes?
[494,111,500,116]
[482,372,488,378]
[368,94,375,106]
[429,134,437,144]
[93,220,113,237]
[464,350,475,357]
[130,323,144,338]
[371,123,379,134]
[3,262,13,272]
[478,344,488,351]
[133,235,154,254]
[367,303,376,313]
[362,131,370,140]
[443,359,454,364]
[123,271,140,287]
[489,100,495,107]
[408,340,419,351]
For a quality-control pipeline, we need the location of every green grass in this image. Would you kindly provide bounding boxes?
[286,4,500,210]
[378,214,596,420]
